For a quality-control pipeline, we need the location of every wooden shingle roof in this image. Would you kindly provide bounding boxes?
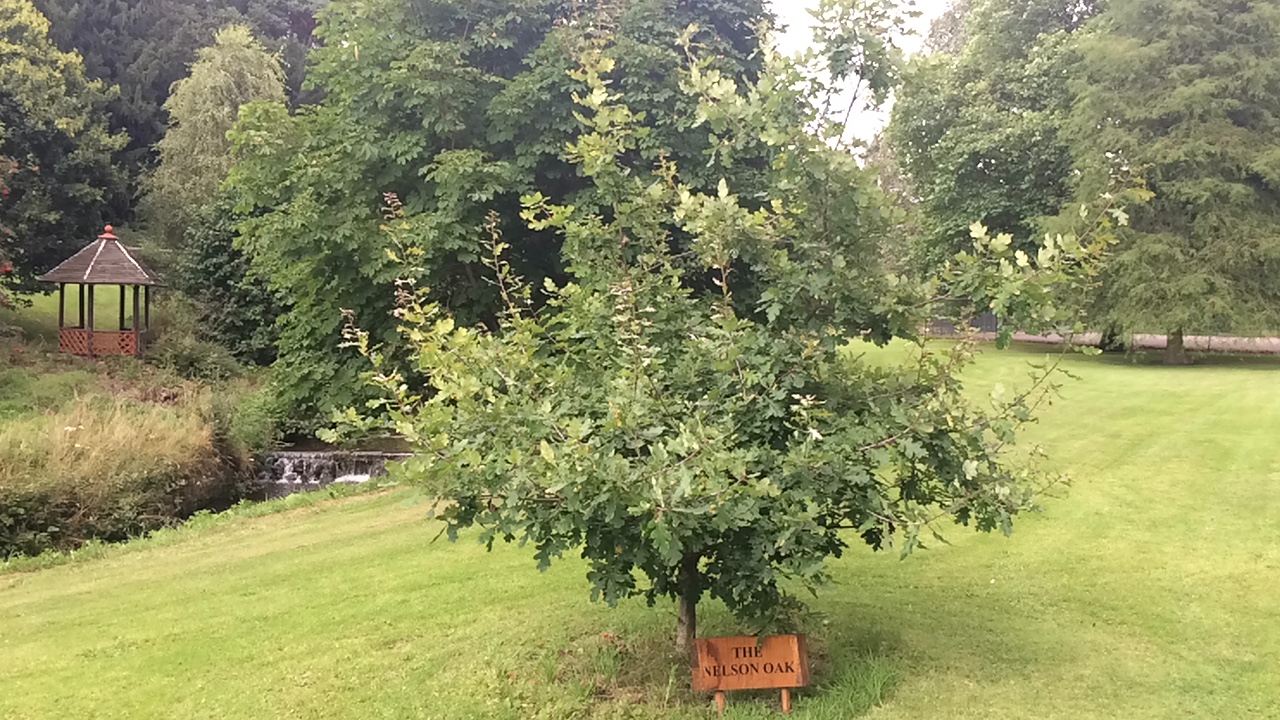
[39,226,164,286]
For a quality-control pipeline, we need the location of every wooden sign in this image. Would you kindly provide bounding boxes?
[693,634,810,714]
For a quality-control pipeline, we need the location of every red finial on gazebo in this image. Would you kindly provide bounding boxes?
[100,225,117,239]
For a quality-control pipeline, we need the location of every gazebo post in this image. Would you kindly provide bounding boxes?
[118,284,126,331]
[86,284,95,357]
[144,285,151,330]
[132,285,140,356]
[57,283,65,328]
[78,283,85,329]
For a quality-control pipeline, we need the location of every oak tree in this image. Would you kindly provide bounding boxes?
[331,17,1133,658]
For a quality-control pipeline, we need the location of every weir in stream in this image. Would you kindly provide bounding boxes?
[257,451,413,499]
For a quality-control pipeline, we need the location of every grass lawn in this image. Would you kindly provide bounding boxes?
[0,292,194,422]
[2,288,141,346]
[1,346,1278,719]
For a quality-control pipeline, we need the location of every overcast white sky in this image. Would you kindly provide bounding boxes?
[770,0,954,141]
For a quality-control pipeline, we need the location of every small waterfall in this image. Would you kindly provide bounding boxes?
[258,451,412,499]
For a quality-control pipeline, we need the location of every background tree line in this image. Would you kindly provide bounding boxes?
[3,0,789,434]
[887,0,1280,363]
[3,0,1278,438]
[0,0,323,289]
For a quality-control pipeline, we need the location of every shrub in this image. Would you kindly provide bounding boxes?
[149,333,243,382]
[171,198,282,367]
[223,383,285,455]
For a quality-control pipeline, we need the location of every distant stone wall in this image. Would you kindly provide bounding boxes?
[926,321,1280,355]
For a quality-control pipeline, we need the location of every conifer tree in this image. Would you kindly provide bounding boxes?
[1067,0,1280,363]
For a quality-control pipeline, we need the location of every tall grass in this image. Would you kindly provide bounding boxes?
[0,395,215,491]
[0,294,280,559]
[0,394,247,558]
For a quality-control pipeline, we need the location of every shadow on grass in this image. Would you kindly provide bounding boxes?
[1093,351,1280,369]
[996,342,1280,370]
[794,654,896,718]
[531,612,904,718]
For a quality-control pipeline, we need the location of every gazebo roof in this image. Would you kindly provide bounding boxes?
[39,226,164,286]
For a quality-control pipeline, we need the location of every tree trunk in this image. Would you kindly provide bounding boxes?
[1100,325,1125,353]
[675,552,700,659]
[1164,328,1190,365]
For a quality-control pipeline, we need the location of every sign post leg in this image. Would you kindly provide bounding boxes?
[781,688,792,714]
[714,691,726,715]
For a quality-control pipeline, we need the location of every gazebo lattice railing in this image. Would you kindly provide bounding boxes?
[38,225,164,358]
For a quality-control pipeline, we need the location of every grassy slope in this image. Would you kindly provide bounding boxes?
[0,293,276,559]
[1,346,1278,719]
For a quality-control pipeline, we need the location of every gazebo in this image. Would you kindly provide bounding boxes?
[38,225,163,357]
